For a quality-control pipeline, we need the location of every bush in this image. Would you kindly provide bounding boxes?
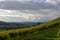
[9,33,17,38]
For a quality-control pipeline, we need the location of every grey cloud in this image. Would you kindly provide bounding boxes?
[0,1,57,11]
[0,0,60,22]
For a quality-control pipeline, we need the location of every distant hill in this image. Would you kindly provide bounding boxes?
[0,17,60,40]
[0,21,43,30]
[0,21,6,25]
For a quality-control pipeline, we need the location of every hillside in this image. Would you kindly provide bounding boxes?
[0,17,60,40]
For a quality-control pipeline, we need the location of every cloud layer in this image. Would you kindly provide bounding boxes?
[0,0,60,22]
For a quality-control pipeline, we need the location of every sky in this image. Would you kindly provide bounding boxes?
[0,0,60,22]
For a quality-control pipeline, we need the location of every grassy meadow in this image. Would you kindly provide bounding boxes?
[0,17,60,40]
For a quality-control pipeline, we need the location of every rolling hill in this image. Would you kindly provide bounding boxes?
[0,17,60,40]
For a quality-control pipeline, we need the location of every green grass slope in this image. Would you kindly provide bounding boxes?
[0,17,60,40]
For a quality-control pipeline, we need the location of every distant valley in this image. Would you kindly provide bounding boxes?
[0,21,44,30]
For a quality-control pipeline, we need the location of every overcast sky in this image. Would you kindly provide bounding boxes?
[0,0,60,22]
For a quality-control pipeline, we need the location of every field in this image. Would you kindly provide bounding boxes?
[0,17,60,40]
